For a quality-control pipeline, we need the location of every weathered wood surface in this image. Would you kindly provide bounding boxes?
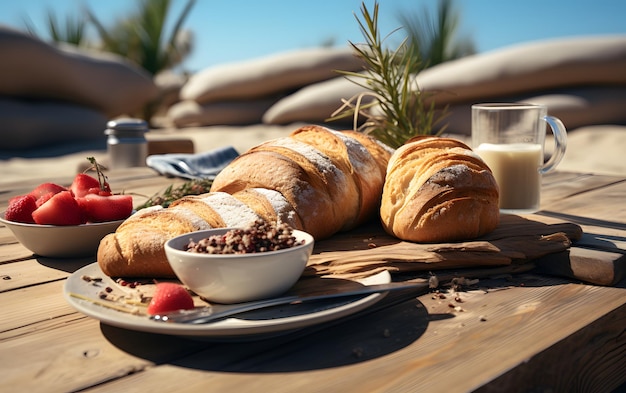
[537,176,626,285]
[0,170,624,393]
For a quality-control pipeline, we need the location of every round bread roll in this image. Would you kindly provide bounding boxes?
[380,136,500,243]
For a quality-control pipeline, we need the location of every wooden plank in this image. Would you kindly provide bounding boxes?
[540,178,626,224]
[0,232,33,263]
[0,316,161,392]
[0,280,74,334]
[541,172,624,207]
[73,276,626,393]
[306,215,581,279]
[0,258,90,292]
[531,177,626,285]
[473,303,626,393]
[534,247,625,286]
[0,284,418,391]
[147,138,195,155]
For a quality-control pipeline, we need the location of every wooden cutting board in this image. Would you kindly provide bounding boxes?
[305,214,623,286]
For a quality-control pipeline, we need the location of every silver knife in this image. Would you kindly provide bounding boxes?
[151,279,431,324]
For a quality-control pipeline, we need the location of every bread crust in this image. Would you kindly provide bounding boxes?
[231,188,302,230]
[380,137,499,243]
[97,206,213,277]
[290,125,388,227]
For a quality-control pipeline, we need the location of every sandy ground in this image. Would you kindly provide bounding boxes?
[1,123,624,188]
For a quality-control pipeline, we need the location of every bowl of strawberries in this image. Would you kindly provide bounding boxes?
[0,159,133,258]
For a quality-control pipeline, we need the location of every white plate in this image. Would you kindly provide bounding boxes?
[64,263,390,339]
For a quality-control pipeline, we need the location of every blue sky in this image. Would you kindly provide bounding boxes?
[2,0,625,73]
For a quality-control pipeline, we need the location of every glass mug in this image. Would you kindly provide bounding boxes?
[471,103,567,214]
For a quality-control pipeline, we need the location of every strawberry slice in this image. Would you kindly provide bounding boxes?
[76,194,133,223]
[70,173,110,198]
[5,194,37,223]
[87,187,112,197]
[35,191,61,208]
[29,182,67,200]
[147,283,195,315]
[32,191,84,225]
[29,183,67,207]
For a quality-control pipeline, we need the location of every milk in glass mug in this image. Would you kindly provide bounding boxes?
[471,103,567,214]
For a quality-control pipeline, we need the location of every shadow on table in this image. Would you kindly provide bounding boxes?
[37,257,96,272]
[97,270,594,372]
[36,256,96,273]
[100,296,448,372]
[536,210,626,231]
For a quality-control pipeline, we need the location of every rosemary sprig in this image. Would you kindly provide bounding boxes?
[328,1,448,148]
[136,178,213,210]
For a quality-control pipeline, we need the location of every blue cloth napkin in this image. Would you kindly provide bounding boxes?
[146,146,239,180]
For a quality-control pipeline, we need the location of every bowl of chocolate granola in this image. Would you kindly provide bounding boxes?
[164,220,314,304]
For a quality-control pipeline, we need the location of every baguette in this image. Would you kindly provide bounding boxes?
[97,205,213,277]
[97,125,391,277]
[210,139,354,238]
[210,125,391,238]
[289,126,392,227]
[380,136,500,243]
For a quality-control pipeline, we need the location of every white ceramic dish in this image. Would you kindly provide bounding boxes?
[165,228,314,303]
[0,212,123,258]
[64,262,390,339]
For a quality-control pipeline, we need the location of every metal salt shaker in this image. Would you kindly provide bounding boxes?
[105,118,148,169]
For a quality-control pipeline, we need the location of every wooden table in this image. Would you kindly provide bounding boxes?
[1,168,624,392]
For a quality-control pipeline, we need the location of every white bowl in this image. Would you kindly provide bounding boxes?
[0,212,124,258]
[164,228,314,304]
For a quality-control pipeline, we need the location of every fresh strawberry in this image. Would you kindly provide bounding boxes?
[147,283,195,315]
[5,194,37,223]
[29,182,66,200]
[70,173,110,198]
[76,194,132,222]
[29,182,67,208]
[34,192,56,208]
[32,191,84,225]
[8,194,27,206]
[87,187,112,197]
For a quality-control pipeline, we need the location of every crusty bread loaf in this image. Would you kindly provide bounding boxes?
[380,136,500,243]
[229,188,303,230]
[340,130,395,179]
[97,125,392,277]
[210,125,391,238]
[98,205,213,277]
[289,126,392,227]
[211,138,355,238]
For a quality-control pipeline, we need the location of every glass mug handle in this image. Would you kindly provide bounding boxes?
[541,116,568,174]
